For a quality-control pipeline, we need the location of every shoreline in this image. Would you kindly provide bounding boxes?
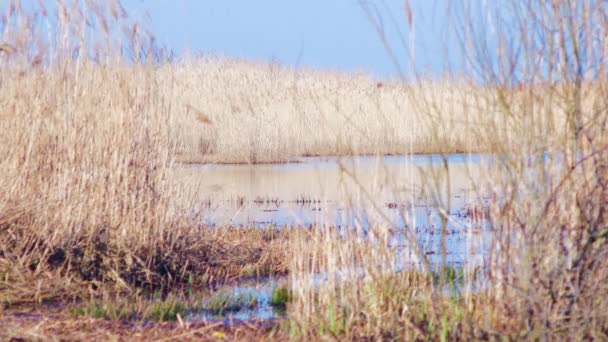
[174,149,488,166]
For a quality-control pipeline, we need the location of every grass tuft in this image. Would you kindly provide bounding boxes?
[270,286,291,309]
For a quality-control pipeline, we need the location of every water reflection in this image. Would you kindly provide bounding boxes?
[175,154,492,265]
[175,154,490,228]
[191,280,285,324]
[178,154,496,322]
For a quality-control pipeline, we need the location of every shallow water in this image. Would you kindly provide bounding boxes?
[176,154,491,226]
[176,154,494,263]
[177,154,493,321]
[189,280,286,324]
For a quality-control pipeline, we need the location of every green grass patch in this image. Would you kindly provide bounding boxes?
[270,285,291,309]
[146,301,187,322]
[67,295,194,322]
[202,290,259,315]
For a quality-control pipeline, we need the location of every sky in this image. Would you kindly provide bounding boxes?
[120,1,462,78]
[2,0,470,78]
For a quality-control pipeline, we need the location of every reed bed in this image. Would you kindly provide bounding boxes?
[0,1,288,307]
[287,1,608,340]
[167,61,485,163]
[1,0,607,340]
[286,99,608,340]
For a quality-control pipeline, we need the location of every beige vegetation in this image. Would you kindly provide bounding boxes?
[0,313,284,341]
[0,0,289,314]
[0,0,607,340]
[129,57,600,164]
[168,60,482,163]
[284,1,608,339]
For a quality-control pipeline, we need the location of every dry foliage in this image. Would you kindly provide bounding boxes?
[0,0,607,341]
[0,1,287,306]
[288,0,608,340]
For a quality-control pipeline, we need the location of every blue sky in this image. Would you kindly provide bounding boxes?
[120,1,462,78]
[2,0,468,78]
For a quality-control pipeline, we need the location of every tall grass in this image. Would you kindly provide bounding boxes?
[168,62,484,163]
[288,0,608,340]
[0,1,286,305]
[0,4,534,166]
[1,0,607,340]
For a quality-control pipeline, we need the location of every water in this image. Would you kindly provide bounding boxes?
[176,154,491,226]
[190,280,286,324]
[176,154,493,321]
[176,154,492,261]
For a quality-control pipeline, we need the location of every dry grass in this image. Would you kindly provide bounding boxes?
[1,0,607,341]
[168,61,488,164]
[0,312,284,341]
[0,1,288,309]
[0,3,562,167]
[285,1,608,340]
[0,0,482,317]
[0,64,288,302]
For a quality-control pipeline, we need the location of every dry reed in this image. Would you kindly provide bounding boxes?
[287,1,608,340]
[0,1,287,307]
[1,0,607,341]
